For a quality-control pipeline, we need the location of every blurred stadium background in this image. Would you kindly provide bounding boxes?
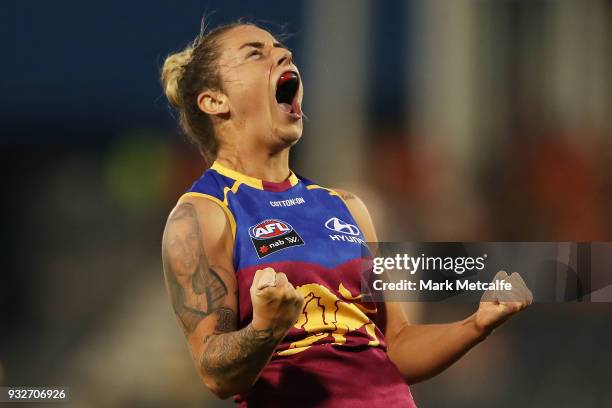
[2,1,612,407]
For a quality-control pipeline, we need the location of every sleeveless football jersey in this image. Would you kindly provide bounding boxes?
[182,161,416,407]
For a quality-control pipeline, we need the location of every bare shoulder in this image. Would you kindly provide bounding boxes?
[164,197,233,275]
[333,189,368,216]
[169,195,232,243]
[332,188,378,246]
[162,194,236,294]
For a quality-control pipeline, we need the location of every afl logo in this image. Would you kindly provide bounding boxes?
[249,219,293,239]
[249,218,304,258]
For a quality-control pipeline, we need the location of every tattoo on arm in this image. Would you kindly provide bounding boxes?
[162,203,231,334]
[162,203,280,394]
[201,323,276,387]
[339,191,356,201]
[214,307,236,333]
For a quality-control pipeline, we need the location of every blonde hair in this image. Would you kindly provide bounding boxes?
[161,21,254,163]
[161,47,194,109]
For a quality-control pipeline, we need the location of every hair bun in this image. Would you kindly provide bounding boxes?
[161,47,194,109]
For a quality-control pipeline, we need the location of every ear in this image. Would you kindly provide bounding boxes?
[197,89,230,116]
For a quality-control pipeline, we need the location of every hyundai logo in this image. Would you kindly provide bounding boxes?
[324,217,361,236]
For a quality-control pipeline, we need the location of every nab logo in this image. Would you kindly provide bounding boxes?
[249,219,292,239]
[249,219,304,258]
[324,217,360,236]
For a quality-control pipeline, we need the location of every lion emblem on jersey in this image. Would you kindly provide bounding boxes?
[276,282,379,356]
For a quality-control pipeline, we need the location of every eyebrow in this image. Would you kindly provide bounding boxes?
[238,41,289,51]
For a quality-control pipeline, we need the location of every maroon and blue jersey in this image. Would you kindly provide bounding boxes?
[182,161,417,407]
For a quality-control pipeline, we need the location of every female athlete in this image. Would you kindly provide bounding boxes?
[160,21,532,407]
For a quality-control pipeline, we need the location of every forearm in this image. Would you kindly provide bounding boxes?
[387,312,489,384]
[200,322,282,398]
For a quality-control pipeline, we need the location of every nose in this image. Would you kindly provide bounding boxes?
[276,48,293,67]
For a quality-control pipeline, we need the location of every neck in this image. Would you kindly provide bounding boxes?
[215,142,292,183]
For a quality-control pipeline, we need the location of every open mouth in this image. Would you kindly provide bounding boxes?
[275,71,302,119]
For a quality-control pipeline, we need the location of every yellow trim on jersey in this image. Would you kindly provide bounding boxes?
[287,171,299,187]
[222,180,242,206]
[212,161,263,189]
[178,192,237,239]
[211,161,299,190]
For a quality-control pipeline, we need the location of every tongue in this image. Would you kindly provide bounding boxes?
[277,100,302,117]
[291,98,302,116]
[278,103,292,113]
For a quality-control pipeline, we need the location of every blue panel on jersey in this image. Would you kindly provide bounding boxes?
[186,161,371,272]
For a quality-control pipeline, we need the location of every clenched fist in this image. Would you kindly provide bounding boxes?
[250,267,304,339]
[476,271,533,334]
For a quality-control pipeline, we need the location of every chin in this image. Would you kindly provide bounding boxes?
[274,123,303,146]
[279,131,302,147]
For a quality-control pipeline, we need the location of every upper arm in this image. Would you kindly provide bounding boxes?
[334,188,409,344]
[161,196,238,366]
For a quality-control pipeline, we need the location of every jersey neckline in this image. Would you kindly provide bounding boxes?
[210,161,300,192]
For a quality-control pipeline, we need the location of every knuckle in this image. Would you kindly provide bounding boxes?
[284,288,294,300]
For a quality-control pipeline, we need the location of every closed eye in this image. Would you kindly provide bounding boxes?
[247,49,262,59]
